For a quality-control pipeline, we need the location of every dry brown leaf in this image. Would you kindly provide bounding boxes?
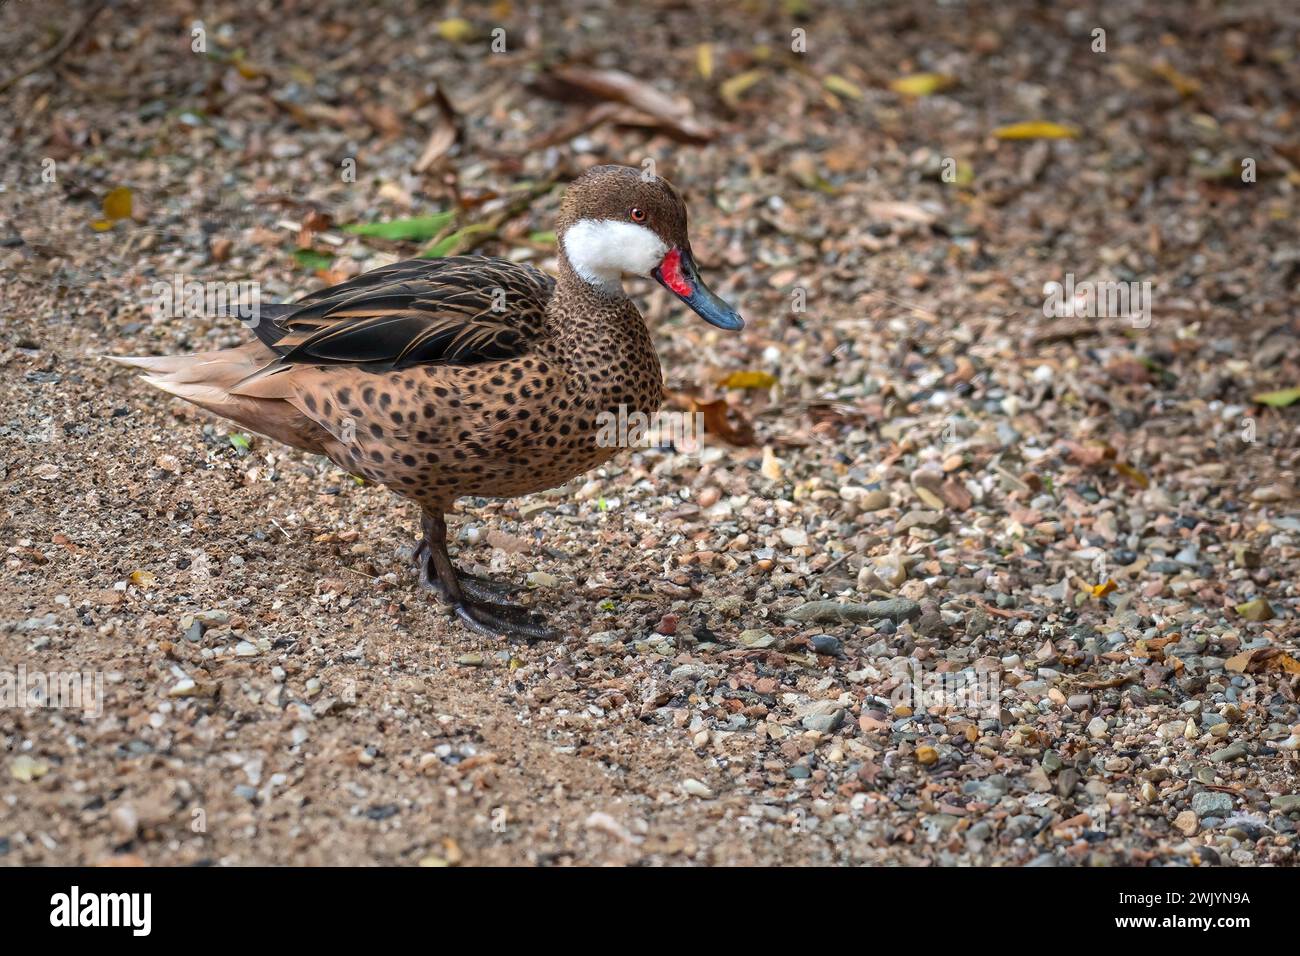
[693,399,756,447]
[414,86,461,173]
[1268,653,1300,675]
[1151,62,1200,96]
[865,200,936,225]
[542,67,714,143]
[362,102,404,138]
[1225,649,1259,673]
[1114,461,1150,488]
[522,102,622,152]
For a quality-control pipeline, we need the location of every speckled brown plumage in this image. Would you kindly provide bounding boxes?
[108,165,744,640]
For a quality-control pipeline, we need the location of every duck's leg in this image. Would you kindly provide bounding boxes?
[418,510,556,641]
[414,516,520,602]
[414,541,519,602]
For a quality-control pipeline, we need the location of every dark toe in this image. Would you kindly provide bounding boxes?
[458,573,521,602]
[454,601,557,642]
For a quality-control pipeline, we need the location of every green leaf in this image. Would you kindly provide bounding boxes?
[419,222,495,258]
[528,230,557,245]
[343,212,455,242]
[1252,387,1300,408]
[228,433,251,453]
[293,249,334,272]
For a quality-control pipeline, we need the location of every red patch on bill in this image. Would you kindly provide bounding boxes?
[658,248,693,297]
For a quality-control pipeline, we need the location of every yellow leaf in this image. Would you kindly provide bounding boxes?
[1089,579,1117,599]
[1114,461,1150,488]
[1152,62,1200,96]
[823,75,863,100]
[696,43,714,80]
[102,186,132,221]
[993,121,1079,140]
[90,219,115,232]
[1252,387,1300,407]
[436,18,474,43]
[720,70,764,108]
[718,370,777,390]
[129,570,156,588]
[890,73,955,96]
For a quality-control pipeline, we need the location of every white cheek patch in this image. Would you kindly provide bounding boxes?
[563,219,668,294]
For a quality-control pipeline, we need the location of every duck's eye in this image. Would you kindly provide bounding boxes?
[630,207,647,223]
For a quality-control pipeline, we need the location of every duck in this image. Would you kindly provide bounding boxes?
[108,165,745,640]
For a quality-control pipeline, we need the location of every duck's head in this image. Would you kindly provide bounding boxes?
[556,165,744,331]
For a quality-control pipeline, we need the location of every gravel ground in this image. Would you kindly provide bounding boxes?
[2,0,1299,865]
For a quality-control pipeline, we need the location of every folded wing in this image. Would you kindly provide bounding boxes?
[251,257,554,371]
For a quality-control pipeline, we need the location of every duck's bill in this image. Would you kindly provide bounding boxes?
[652,248,744,331]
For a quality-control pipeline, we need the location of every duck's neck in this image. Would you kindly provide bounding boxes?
[548,259,634,344]
[547,260,661,404]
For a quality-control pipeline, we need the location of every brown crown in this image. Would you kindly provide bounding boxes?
[556,165,690,251]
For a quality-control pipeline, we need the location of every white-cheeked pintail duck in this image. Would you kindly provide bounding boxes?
[109,165,745,640]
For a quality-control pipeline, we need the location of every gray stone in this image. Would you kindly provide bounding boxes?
[738,629,776,648]
[1209,742,1249,763]
[669,665,711,683]
[809,634,843,656]
[915,608,948,638]
[802,709,846,734]
[1191,791,1234,818]
[858,489,890,511]
[865,598,922,623]
[785,599,919,624]
[896,510,950,533]
[1270,794,1300,813]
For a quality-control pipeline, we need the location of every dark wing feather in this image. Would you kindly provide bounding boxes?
[250,257,554,370]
